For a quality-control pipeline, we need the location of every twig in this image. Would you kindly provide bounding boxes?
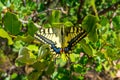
[110,12,117,29]
[98,1,120,15]
[39,7,67,14]
[36,0,40,8]
[19,19,42,28]
[77,0,85,24]
[22,0,26,7]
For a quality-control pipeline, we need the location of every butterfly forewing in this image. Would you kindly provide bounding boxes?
[35,28,63,48]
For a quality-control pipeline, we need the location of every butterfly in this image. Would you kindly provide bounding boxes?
[34,26,87,54]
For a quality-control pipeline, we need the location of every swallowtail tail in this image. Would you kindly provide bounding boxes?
[34,26,87,54]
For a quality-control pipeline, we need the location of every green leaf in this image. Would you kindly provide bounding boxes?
[91,0,98,17]
[70,8,75,15]
[28,21,38,36]
[88,26,98,42]
[115,33,120,48]
[80,39,93,56]
[56,57,66,67]
[0,28,13,45]
[46,61,55,75]
[49,10,61,24]
[11,73,18,79]
[64,21,73,27]
[37,45,50,60]
[106,47,120,60]
[16,35,34,43]
[116,64,120,69]
[38,3,45,12]
[73,64,84,73]
[52,71,58,79]
[28,71,42,80]
[27,45,38,52]
[112,16,120,30]
[44,23,51,28]
[0,1,6,11]
[82,14,98,32]
[100,16,109,26]
[16,47,36,64]
[79,56,89,65]
[13,40,24,52]
[32,61,48,71]
[3,12,22,35]
[56,54,67,67]
[70,53,79,62]
[0,1,4,7]
[82,14,98,42]
[95,63,102,72]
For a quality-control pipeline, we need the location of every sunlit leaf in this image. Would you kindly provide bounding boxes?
[95,63,102,72]
[52,71,58,79]
[61,53,68,62]
[44,23,51,28]
[27,44,38,52]
[11,73,18,79]
[64,21,73,27]
[70,53,79,62]
[13,40,25,52]
[0,1,6,11]
[0,28,13,45]
[56,57,66,67]
[103,61,110,71]
[91,0,98,17]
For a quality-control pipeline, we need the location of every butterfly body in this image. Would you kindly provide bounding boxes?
[35,27,87,54]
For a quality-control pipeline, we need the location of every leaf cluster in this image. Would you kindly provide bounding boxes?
[0,0,120,80]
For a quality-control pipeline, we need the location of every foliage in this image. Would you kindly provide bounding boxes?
[0,0,120,80]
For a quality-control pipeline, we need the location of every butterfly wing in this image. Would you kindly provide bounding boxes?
[62,27,87,53]
[34,27,87,53]
[34,27,63,54]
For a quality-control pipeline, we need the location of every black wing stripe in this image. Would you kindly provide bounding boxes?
[68,30,87,47]
[35,33,55,45]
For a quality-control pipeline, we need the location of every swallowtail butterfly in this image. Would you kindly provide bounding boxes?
[34,26,87,54]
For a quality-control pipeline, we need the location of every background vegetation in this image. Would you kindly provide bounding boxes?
[0,0,120,80]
